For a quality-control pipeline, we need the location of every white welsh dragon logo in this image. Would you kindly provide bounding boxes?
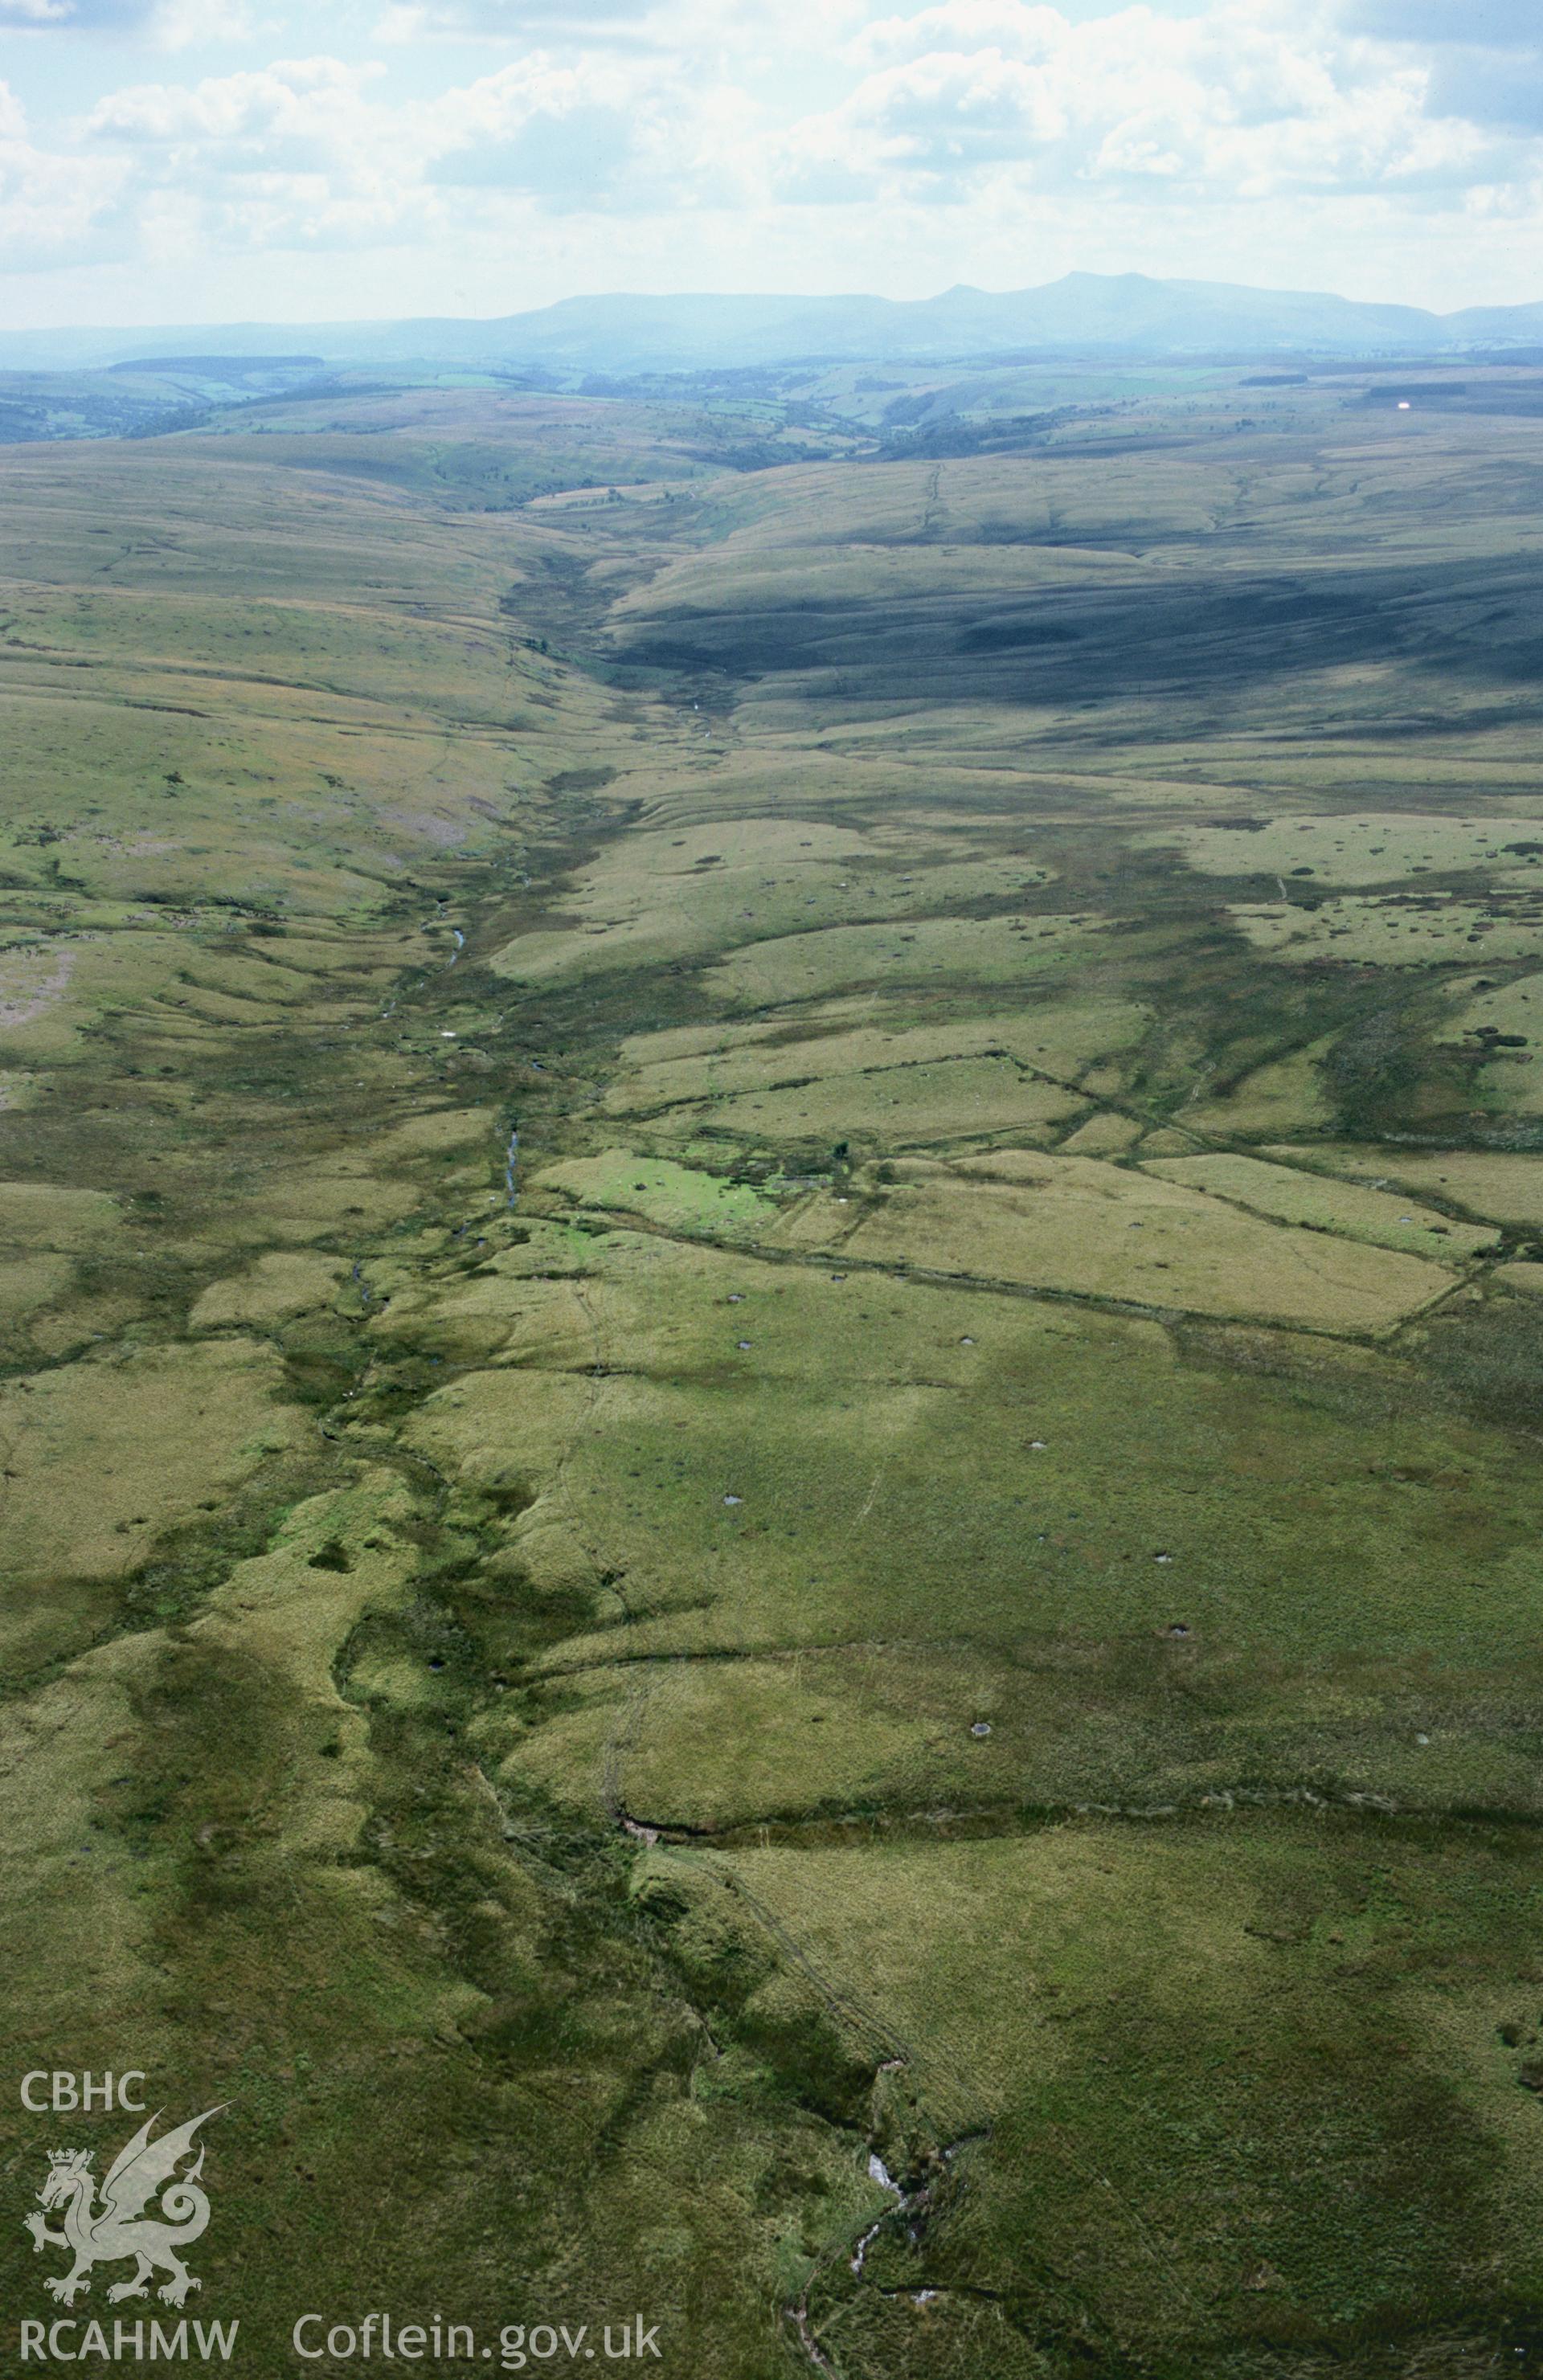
[24,2107,223,2309]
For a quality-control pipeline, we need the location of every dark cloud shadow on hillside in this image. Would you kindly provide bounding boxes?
[608,552,1543,716]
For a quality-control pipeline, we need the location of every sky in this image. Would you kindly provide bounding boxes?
[0,0,1540,329]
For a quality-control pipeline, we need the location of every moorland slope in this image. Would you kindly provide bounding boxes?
[5,380,1543,2375]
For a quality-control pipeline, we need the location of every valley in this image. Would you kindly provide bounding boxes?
[5,374,1543,2376]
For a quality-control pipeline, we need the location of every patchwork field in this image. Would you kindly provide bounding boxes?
[6,377,1543,2379]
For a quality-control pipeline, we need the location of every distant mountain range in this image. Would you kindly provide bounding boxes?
[6,272,1543,376]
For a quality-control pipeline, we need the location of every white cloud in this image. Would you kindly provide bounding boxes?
[2,0,1543,309]
[73,39,755,235]
[1337,0,1543,133]
[153,0,257,46]
[851,2,1067,67]
[421,59,644,205]
[376,0,660,39]
[772,2,1506,206]
[85,54,383,145]
[74,56,440,251]
[0,82,129,265]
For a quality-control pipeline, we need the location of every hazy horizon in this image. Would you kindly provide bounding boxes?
[10,264,1543,344]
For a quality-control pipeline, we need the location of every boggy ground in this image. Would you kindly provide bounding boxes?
[6,385,1543,2378]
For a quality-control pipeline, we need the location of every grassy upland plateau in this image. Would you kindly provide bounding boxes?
[5,376,1543,2377]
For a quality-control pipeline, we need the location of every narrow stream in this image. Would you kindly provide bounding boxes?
[850,2153,902,2275]
[790,2130,988,2370]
